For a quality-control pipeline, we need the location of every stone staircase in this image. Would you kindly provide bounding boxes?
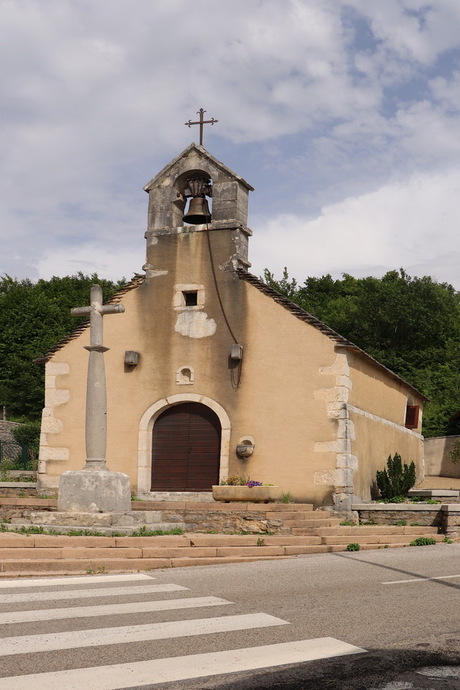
[0,499,446,576]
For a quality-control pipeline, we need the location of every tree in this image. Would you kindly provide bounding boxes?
[0,274,125,421]
[264,268,460,437]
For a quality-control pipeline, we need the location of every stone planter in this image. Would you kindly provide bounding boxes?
[212,485,282,503]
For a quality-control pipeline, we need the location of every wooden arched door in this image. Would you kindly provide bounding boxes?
[151,403,221,491]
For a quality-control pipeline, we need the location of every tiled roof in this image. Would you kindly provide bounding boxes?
[34,274,145,364]
[237,270,428,401]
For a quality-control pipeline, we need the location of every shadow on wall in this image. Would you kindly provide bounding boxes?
[424,435,460,478]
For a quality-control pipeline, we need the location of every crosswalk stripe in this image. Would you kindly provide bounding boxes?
[0,638,367,689]
[0,595,233,624]
[1,613,289,656]
[0,582,187,604]
[0,573,154,589]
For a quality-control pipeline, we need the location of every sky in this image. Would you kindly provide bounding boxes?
[2,0,460,289]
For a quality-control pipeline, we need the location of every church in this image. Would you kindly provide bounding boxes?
[37,142,426,509]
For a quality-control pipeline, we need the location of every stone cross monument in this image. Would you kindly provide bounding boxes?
[58,285,131,513]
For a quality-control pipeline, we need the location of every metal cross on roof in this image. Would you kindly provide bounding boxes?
[185,108,218,145]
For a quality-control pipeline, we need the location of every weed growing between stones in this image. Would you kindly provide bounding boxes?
[409,537,437,546]
[346,543,360,551]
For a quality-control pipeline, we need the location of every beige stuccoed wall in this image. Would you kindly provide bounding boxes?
[231,284,339,505]
[345,350,425,501]
[424,435,460,478]
[38,229,424,506]
[39,256,340,505]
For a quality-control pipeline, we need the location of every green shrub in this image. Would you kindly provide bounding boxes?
[410,537,437,546]
[346,543,360,551]
[376,453,416,500]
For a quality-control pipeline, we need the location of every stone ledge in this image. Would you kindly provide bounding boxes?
[352,503,442,511]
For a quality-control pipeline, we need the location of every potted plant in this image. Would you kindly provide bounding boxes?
[212,476,283,503]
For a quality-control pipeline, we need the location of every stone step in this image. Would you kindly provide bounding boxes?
[320,533,445,545]
[21,510,170,526]
[0,555,292,574]
[130,501,315,512]
[2,522,186,536]
[309,525,440,536]
[286,518,343,529]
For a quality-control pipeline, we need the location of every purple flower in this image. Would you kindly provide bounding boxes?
[246,480,262,487]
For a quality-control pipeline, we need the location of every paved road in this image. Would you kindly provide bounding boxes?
[0,544,458,689]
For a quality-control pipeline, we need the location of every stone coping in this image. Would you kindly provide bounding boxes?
[352,503,455,511]
[408,489,459,497]
[0,483,38,489]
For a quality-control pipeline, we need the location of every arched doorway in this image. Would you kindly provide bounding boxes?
[151,402,221,491]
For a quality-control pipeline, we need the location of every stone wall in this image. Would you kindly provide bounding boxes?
[424,435,460,478]
[0,421,21,443]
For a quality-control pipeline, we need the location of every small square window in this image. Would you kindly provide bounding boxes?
[183,291,198,307]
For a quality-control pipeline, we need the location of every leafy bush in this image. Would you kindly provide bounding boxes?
[376,453,416,500]
[410,537,437,546]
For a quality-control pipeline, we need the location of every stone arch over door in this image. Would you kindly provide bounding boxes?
[137,394,231,493]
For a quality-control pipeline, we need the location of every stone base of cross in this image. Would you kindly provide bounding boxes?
[58,469,131,513]
[57,284,131,513]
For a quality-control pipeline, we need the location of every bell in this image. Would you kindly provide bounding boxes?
[182,197,211,225]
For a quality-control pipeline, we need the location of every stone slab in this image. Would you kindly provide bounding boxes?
[58,470,131,513]
[142,547,217,558]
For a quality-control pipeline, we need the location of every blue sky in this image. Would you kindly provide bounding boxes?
[2,0,460,288]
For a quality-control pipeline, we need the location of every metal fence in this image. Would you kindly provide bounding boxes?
[0,441,35,471]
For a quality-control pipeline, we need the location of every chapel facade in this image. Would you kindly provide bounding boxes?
[37,144,426,509]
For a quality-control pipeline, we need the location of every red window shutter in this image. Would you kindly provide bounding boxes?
[405,405,419,429]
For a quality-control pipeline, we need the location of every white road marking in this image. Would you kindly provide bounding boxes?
[0,613,288,656]
[0,596,233,624]
[0,638,366,689]
[382,574,460,584]
[0,573,154,589]
[0,583,187,604]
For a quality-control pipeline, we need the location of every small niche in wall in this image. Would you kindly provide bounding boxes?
[176,366,195,385]
[183,291,198,307]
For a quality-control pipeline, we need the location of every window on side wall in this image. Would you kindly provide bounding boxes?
[405,405,419,429]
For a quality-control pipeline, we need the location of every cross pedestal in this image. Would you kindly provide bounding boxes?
[58,285,131,513]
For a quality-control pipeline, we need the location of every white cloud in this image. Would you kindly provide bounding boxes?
[251,168,460,288]
[0,0,459,288]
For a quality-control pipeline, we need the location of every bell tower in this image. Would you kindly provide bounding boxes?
[143,143,254,274]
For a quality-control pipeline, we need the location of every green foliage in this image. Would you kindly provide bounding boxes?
[410,537,437,546]
[340,520,356,526]
[264,268,460,437]
[376,453,416,500]
[395,520,407,526]
[346,543,360,551]
[11,422,41,448]
[280,492,293,503]
[0,273,125,420]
